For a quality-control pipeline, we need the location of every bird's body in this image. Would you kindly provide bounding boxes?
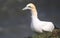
[31,15,54,33]
[22,3,55,33]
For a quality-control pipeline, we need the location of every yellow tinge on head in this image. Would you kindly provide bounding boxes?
[22,3,37,17]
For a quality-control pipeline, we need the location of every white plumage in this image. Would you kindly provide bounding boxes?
[22,3,55,33]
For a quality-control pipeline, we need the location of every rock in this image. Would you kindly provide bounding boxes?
[32,29,60,38]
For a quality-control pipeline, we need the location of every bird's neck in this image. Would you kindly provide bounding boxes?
[31,8,38,17]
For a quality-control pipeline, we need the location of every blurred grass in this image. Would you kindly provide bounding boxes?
[32,29,60,38]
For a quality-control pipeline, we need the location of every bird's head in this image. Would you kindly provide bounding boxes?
[22,3,37,17]
[22,3,36,10]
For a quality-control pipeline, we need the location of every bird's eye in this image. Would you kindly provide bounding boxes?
[28,6,31,8]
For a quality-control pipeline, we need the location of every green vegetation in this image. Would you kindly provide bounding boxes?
[32,29,60,38]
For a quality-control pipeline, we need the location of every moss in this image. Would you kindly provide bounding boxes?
[32,29,60,38]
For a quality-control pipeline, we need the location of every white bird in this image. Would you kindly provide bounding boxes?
[22,3,55,33]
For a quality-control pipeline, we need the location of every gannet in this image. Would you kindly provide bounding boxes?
[22,3,55,33]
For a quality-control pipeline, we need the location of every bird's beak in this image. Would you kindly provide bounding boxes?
[22,7,28,10]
